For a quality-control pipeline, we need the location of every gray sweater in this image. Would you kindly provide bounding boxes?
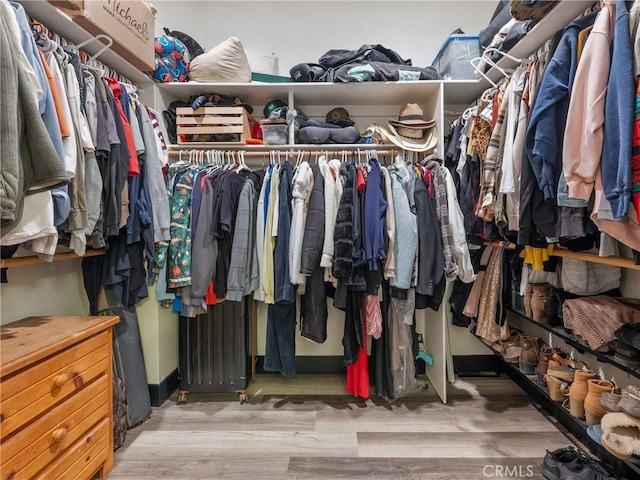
[138,104,171,242]
[227,179,258,301]
[1,14,68,235]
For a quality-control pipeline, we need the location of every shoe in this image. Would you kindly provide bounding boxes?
[601,412,640,460]
[614,341,640,370]
[544,287,561,326]
[558,454,618,479]
[503,345,522,364]
[549,352,573,368]
[615,323,640,351]
[539,446,583,480]
[547,365,576,383]
[546,374,570,403]
[619,386,640,419]
[569,370,599,419]
[531,283,551,323]
[584,379,617,426]
[600,392,623,413]
[520,336,542,375]
[524,283,534,318]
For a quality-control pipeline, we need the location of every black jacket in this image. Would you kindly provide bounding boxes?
[300,165,325,275]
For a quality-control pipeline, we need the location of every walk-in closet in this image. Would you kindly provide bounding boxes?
[1,1,640,479]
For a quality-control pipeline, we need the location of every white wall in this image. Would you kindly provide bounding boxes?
[0,257,89,324]
[153,0,495,76]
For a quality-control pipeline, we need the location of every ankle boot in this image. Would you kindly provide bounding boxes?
[524,284,533,318]
[520,336,542,375]
[545,374,570,402]
[537,346,552,384]
[584,379,616,426]
[531,283,550,323]
[568,370,599,419]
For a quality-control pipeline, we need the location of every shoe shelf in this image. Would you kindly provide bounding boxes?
[496,356,640,479]
[507,308,640,381]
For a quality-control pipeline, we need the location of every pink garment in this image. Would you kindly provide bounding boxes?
[563,1,616,201]
[563,296,640,350]
[365,294,383,339]
[591,169,640,251]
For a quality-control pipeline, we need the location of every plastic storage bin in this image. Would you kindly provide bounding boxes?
[432,34,481,80]
[260,120,289,145]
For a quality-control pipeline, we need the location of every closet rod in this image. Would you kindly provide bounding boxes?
[1,249,105,269]
[486,241,640,271]
[168,147,404,157]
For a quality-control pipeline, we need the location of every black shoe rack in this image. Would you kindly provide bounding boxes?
[507,308,640,381]
[496,356,640,479]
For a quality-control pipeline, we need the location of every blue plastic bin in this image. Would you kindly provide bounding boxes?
[432,34,481,80]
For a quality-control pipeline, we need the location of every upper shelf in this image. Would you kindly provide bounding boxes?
[444,0,596,105]
[19,0,153,85]
[157,81,443,106]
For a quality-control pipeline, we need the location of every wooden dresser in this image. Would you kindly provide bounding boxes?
[0,315,119,480]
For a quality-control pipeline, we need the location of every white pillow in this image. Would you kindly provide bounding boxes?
[189,37,251,83]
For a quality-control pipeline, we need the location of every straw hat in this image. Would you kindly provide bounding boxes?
[376,103,437,152]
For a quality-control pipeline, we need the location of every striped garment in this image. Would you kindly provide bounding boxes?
[477,87,508,222]
[424,160,459,281]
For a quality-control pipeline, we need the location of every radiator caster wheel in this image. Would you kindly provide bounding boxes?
[239,392,247,405]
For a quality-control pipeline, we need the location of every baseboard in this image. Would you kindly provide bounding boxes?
[148,368,179,407]
[255,355,434,375]
[453,355,499,376]
[257,355,347,374]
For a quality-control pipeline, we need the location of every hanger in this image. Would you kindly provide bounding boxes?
[469,56,503,89]
[484,47,528,66]
[72,34,113,61]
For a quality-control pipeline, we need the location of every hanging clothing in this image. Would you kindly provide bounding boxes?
[289,161,312,285]
[300,165,327,343]
[274,161,295,303]
[363,159,387,271]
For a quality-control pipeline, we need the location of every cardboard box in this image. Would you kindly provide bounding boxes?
[51,1,156,72]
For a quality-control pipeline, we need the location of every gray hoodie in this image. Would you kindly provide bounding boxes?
[138,104,171,242]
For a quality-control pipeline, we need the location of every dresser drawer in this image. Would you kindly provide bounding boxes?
[0,374,109,480]
[33,417,111,480]
[0,332,109,440]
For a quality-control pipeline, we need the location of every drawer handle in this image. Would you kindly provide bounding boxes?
[52,373,69,388]
[51,428,68,443]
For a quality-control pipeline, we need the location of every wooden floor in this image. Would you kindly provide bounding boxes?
[110,375,580,480]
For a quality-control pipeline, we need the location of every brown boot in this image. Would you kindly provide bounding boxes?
[545,374,570,403]
[520,336,542,375]
[531,283,550,323]
[524,283,533,318]
[584,379,617,426]
[536,345,552,384]
[568,370,599,419]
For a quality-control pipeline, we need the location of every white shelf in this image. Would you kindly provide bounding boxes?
[443,0,596,106]
[19,0,153,85]
[157,80,442,106]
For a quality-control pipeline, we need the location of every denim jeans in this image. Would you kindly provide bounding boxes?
[264,301,297,377]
